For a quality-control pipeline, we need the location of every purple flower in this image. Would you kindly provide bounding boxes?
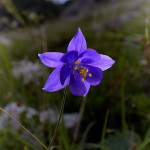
[38,28,115,97]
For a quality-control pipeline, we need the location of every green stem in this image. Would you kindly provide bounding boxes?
[0,107,48,150]
[100,109,110,149]
[48,86,68,149]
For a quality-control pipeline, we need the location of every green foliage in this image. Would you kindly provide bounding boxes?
[104,131,142,150]
[1,0,150,149]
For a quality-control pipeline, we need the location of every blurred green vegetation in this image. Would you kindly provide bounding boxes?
[0,0,150,149]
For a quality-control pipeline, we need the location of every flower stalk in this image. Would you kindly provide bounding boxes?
[48,86,68,149]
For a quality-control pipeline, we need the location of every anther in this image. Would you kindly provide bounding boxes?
[89,73,92,77]
[75,60,80,64]
[74,66,77,70]
[82,78,85,82]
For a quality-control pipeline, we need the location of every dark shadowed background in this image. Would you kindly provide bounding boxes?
[0,0,150,149]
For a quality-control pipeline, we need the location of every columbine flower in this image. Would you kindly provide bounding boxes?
[38,28,115,96]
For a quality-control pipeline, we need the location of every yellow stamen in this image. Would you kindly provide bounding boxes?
[74,66,77,70]
[73,62,91,81]
[75,60,80,64]
[89,73,92,77]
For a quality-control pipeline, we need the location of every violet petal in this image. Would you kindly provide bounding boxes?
[90,54,115,71]
[79,49,101,64]
[84,65,103,86]
[38,52,64,68]
[69,74,86,96]
[60,64,73,85]
[83,81,90,97]
[60,50,78,64]
[43,66,70,92]
[67,28,87,54]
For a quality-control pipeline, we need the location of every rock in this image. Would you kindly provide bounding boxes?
[101,11,140,30]
[61,0,97,19]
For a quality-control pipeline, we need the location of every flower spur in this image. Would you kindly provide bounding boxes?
[38,28,115,96]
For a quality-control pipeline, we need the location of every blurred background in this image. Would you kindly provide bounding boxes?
[0,0,150,149]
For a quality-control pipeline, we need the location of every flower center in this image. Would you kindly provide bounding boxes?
[73,60,92,82]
